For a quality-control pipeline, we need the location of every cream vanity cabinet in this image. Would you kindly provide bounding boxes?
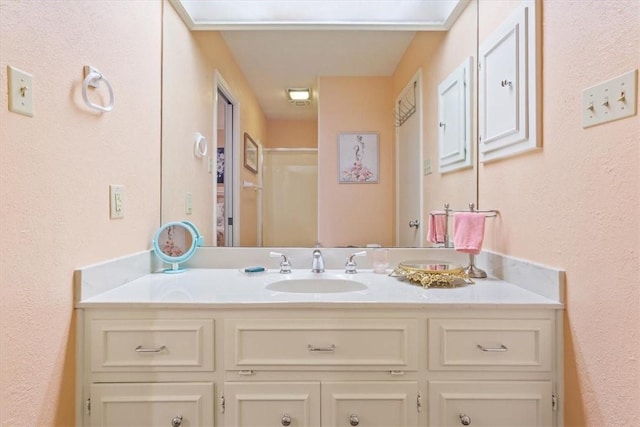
[79,313,216,426]
[223,317,420,427]
[78,308,560,427]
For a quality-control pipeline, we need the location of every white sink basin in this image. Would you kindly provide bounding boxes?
[266,278,368,293]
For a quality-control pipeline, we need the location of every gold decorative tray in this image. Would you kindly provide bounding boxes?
[391,260,473,288]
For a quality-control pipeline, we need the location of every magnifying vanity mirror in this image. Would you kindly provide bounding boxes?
[152,221,204,273]
[161,0,479,248]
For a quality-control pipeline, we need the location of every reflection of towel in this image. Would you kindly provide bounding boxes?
[453,212,486,254]
[427,211,447,244]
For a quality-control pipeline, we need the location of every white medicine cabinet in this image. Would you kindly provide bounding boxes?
[478,0,541,162]
[438,56,474,173]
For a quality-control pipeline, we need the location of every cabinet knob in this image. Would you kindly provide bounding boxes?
[281,413,292,426]
[171,414,183,427]
[350,414,360,426]
[459,413,471,425]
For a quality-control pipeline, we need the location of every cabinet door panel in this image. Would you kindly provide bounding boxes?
[429,381,552,427]
[225,382,320,427]
[428,318,552,371]
[321,381,418,427]
[90,382,214,427]
[90,318,214,372]
[225,319,417,370]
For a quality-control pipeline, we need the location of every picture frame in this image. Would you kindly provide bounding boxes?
[338,132,379,183]
[243,132,258,174]
[216,147,224,184]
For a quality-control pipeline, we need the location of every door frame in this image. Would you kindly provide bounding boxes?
[395,69,424,247]
[213,70,241,246]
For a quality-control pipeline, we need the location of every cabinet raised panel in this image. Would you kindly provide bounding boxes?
[224,382,320,427]
[428,318,552,371]
[90,318,214,372]
[90,382,214,427]
[225,318,418,370]
[321,381,418,427]
[428,381,553,427]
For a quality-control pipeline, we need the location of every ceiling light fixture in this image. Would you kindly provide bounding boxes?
[287,88,311,104]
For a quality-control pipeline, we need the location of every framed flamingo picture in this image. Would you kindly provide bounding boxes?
[338,132,379,183]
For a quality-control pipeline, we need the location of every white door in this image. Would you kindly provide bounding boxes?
[396,72,423,247]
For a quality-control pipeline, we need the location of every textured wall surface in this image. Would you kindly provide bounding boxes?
[480,1,640,425]
[162,1,267,247]
[0,1,162,425]
[318,76,395,247]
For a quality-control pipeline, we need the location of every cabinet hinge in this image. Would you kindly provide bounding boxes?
[552,394,558,411]
[86,397,91,415]
[417,391,423,413]
[221,395,225,414]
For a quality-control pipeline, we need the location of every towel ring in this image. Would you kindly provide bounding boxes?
[194,132,208,158]
[82,66,114,112]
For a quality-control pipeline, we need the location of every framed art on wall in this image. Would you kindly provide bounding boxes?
[338,132,379,183]
[217,147,224,183]
[244,133,258,174]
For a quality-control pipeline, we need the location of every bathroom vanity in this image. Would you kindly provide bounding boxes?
[75,250,564,427]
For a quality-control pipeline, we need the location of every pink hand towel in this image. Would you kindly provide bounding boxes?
[453,212,486,254]
[427,211,447,244]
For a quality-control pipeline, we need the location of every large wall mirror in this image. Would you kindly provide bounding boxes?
[161,0,479,248]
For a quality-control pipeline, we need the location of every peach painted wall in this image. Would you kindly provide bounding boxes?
[479,1,640,425]
[0,1,162,426]
[392,0,478,243]
[266,119,318,149]
[162,1,267,247]
[318,76,395,247]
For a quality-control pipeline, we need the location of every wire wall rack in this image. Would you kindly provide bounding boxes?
[394,81,417,127]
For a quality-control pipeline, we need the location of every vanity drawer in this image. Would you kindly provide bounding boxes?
[225,318,418,370]
[90,319,214,372]
[428,318,552,371]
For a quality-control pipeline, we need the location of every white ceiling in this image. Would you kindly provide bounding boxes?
[170,0,469,120]
[221,30,416,119]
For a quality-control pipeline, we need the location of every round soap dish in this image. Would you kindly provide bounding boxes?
[391,260,473,288]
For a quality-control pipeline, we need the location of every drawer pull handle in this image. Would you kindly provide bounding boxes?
[171,414,183,427]
[308,344,336,352]
[135,345,167,353]
[477,344,508,352]
[281,413,292,426]
[459,413,471,425]
[350,414,360,426]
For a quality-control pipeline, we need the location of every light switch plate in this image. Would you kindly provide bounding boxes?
[185,192,193,215]
[582,69,637,128]
[7,65,34,117]
[109,185,124,219]
[424,158,432,175]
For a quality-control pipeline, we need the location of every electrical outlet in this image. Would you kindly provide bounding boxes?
[7,65,34,117]
[109,185,124,219]
[582,69,638,128]
[185,192,193,215]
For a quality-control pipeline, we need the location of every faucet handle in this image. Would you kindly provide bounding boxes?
[345,251,367,274]
[270,252,292,274]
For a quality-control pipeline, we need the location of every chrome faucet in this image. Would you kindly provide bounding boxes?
[311,249,325,273]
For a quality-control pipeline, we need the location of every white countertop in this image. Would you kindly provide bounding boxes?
[77,268,563,309]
